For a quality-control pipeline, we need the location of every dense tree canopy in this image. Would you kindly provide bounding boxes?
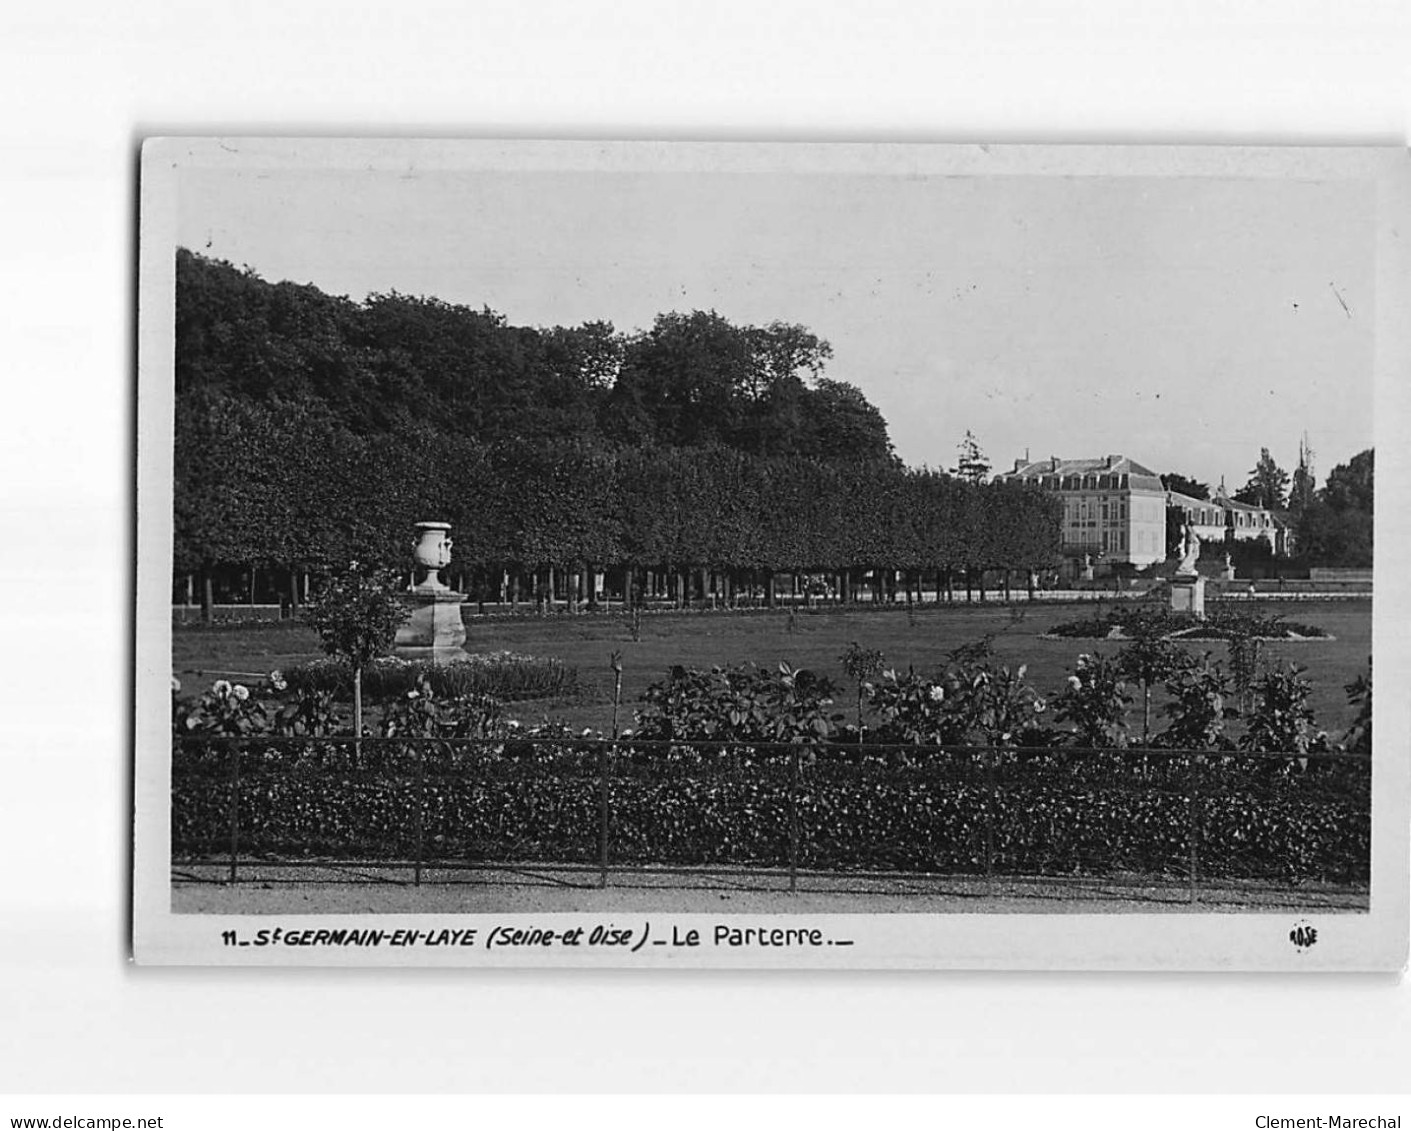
[176,250,893,461]
[1294,449,1374,567]
[174,399,1061,582]
[173,250,1061,595]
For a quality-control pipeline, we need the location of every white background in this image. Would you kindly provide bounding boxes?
[2,0,1409,1095]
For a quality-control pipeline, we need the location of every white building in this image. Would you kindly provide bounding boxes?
[999,454,1292,571]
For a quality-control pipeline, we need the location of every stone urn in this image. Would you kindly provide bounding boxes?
[411,521,454,592]
[395,520,468,661]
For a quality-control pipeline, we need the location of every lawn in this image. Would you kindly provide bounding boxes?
[172,598,1372,742]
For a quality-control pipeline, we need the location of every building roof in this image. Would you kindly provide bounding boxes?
[1005,454,1159,478]
[1167,489,1219,510]
[997,454,1165,492]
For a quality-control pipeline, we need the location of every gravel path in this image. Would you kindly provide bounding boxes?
[171,863,1368,916]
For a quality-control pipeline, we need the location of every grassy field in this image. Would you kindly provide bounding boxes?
[173,599,1372,740]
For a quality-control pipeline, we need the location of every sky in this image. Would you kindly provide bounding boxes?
[175,156,1376,492]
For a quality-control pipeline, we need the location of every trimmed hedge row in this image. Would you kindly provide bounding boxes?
[282,654,580,703]
[172,747,1368,883]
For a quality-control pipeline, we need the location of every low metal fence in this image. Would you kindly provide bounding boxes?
[171,736,1371,901]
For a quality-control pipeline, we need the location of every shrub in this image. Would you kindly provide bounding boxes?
[1242,663,1330,756]
[174,679,269,736]
[170,740,1370,884]
[866,644,1050,750]
[379,675,504,740]
[271,685,340,738]
[867,668,967,746]
[633,662,842,746]
[1344,659,1372,755]
[1052,652,1132,748]
[1158,653,1237,750]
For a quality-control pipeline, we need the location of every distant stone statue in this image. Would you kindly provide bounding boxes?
[1176,523,1201,576]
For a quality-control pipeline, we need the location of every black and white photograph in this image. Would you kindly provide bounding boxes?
[133,139,1409,968]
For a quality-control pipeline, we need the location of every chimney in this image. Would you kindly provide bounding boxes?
[1050,456,1058,472]
[1106,453,1121,469]
[1013,458,1024,473]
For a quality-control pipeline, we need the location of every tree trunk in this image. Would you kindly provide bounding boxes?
[353,665,364,768]
[765,572,775,609]
[201,569,214,624]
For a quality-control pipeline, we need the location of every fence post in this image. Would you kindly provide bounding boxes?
[227,741,240,886]
[788,746,800,893]
[1188,751,1201,905]
[984,748,996,895]
[413,742,426,888]
[598,743,610,889]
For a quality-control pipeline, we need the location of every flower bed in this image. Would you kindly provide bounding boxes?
[1044,607,1330,642]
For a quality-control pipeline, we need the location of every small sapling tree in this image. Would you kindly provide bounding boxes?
[304,563,411,753]
[1116,615,1191,748]
[839,641,885,743]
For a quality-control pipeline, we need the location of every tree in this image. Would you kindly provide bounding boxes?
[1293,448,1373,567]
[1162,472,1209,501]
[1233,448,1289,510]
[802,378,894,462]
[952,430,990,484]
[1116,615,1192,747]
[303,564,411,751]
[1322,449,1374,514]
[839,642,886,741]
[1294,503,1372,567]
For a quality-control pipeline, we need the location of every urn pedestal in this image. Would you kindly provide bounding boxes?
[1170,574,1206,620]
[395,590,468,663]
[393,521,469,662]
